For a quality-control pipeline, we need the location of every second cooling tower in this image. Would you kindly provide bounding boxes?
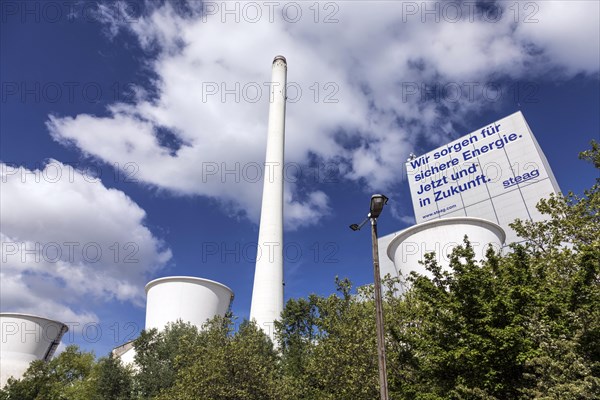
[384,217,505,281]
[145,276,234,331]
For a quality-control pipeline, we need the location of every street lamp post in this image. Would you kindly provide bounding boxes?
[350,194,389,400]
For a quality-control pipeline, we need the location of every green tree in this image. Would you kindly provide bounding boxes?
[132,321,201,398]
[92,355,133,400]
[158,317,280,400]
[276,278,381,400]
[385,240,542,398]
[0,345,95,400]
[2,142,597,400]
[383,141,600,398]
[276,295,319,398]
[510,140,600,399]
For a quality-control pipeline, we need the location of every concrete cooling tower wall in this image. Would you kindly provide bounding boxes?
[145,276,234,331]
[386,217,506,281]
[114,276,234,365]
[0,313,68,387]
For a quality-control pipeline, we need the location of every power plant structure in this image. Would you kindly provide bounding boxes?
[383,217,505,284]
[1,60,563,390]
[0,313,68,387]
[117,56,286,359]
[116,56,287,359]
[113,276,234,364]
[379,111,560,282]
[0,57,287,383]
[145,276,233,331]
[249,55,287,339]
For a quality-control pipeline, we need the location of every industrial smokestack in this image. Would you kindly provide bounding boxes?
[249,56,287,340]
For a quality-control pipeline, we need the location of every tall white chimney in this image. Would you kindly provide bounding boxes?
[250,56,287,340]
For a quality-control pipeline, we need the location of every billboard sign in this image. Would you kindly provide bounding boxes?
[405,111,560,245]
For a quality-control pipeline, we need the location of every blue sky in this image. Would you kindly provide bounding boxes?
[1,0,599,356]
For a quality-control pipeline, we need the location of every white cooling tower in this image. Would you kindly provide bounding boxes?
[0,313,68,387]
[386,217,505,280]
[145,276,234,331]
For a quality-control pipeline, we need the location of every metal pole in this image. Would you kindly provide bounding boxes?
[371,218,389,400]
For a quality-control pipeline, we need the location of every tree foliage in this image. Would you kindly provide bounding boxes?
[157,318,280,400]
[276,278,381,399]
[0,345,96,400]
[132,321,202,398]
[2,142,598,399]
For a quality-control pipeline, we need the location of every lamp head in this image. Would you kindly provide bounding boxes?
[369,194,389,219]
[349,224,360,231]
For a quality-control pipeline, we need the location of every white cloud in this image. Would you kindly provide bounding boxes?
[0,161,172,323]
[285,189,330,229]
[48,1,599,224]
[514,1,600,75]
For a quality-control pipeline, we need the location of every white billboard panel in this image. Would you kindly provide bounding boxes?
[405,111,560,245]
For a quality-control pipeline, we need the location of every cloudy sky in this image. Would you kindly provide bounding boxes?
[1,0,599,356]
